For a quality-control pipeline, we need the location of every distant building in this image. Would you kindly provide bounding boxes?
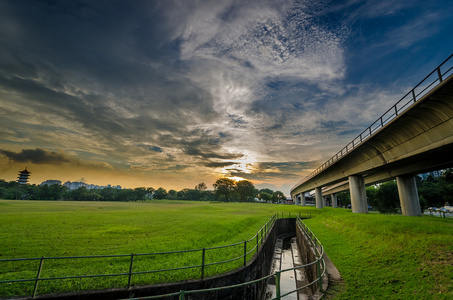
[418,171,441,180]
[286,196,294,204]
[61,181,122,190]
[40,180,62,186]
[17,168,31,185]
[63,181,86,190]
[86,184,101,190]
[106,184,122,189]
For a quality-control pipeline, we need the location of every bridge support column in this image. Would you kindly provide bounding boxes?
[315,187,323,209]
[331,193,338,208]
[294,195,298,205]
[397,176,422,216]
[349,175,368,214]
[300,193,306,206]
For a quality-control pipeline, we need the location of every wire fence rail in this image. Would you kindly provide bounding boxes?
[291,53,453,191]
[119,216,326,300]
[0,212,310,298]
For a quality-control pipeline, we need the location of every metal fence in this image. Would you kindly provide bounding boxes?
[292,53,453,190]
[120,216,326,300]
[0,212,310,298]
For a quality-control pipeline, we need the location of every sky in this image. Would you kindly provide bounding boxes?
[0,0,452,195]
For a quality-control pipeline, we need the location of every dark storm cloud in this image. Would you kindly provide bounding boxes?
[217,161,315,182]
[0,74,131,137]
[150,146,163,153]
[202,161,237,168]
[228,114,248,127]
[182,137,242,160]
[0,148,70,164]
[256,162,315,176]
[0,0,219,161]
[0,0,216,118]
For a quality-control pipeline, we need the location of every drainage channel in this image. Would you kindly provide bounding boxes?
[265,234,311,300]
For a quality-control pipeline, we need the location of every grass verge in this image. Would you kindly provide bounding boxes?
[304,208,453,299]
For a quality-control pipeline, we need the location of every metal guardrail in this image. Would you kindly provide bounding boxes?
[119,216,326,300]
[0,213,311,298]
[426,206,453,218]
[291,53,453,191]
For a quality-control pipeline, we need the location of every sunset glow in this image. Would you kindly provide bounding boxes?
[0,0,452,195]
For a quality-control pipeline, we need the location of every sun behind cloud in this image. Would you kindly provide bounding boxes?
[227,176,247,182]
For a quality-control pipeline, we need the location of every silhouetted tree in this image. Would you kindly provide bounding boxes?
[234,180,257,202]
[213,178,235,202]
[153,187,168,199]
[260,192,272,202]
[374,181,399,213]
[273,191,286,202]
[195,182,207,191]
[167,189,177,200]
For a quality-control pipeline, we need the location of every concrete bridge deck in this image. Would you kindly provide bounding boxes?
[291,54,453,216]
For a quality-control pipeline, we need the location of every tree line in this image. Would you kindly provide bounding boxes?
[335,169,453,213]
[0,178,287,203]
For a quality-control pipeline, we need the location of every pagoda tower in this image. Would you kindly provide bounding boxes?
[17,168,31,185]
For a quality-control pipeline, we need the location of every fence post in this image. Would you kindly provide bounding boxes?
[128,253,134,288]
[256,233,259,254]
[275,271,281,299]
[243,241,247,266]
[317,260,323,292]
[179,290,185,300]
[201,248,206,279]
[32,257,44,298]
[261,228,263,243]
[437,67,443,83]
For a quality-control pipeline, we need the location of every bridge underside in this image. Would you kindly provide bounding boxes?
[291,71,453,215]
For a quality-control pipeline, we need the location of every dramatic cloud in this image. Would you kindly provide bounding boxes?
[0,0,452,194]
[0,148,70,164]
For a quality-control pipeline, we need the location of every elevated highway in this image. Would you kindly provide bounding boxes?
[291,54,453,216]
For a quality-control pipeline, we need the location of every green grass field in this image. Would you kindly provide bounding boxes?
[0,200,316,297]
[305,209,453,299]
[1,200,452,299]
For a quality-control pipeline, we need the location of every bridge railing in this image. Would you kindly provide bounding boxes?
[292,53,453,190]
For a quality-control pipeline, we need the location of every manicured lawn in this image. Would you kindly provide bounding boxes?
[304,208,453,299]
[0,199,316,297]
[1,200,452,299]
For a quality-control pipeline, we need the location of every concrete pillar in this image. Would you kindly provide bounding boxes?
[349,175,368,214]
[300,192,306,206]
[315,187,323,209]
[294,195,299,206]
[331,193,338,208]
[397,176,422,216]
[322,196,327,207]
